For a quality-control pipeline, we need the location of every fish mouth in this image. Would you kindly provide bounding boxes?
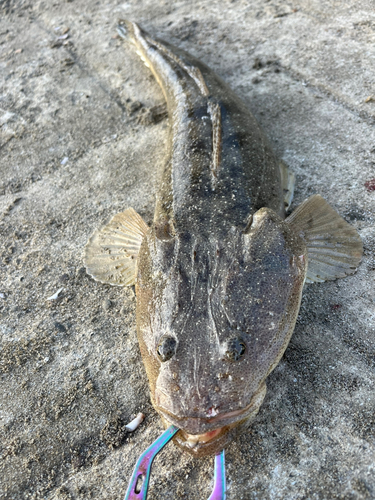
[157,411,245,457]
[155,383,266,457]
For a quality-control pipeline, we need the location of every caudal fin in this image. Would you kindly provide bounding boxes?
[117,19,137,43]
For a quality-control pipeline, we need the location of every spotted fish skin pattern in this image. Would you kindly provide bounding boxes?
[120,20,307,457]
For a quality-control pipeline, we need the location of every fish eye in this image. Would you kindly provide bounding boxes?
[157,336,177,362]
[225,337,246,362]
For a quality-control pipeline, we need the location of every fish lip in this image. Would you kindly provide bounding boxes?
[153,383,267,454]
[175,425,234,456]
[167,417,246,457]
[155,398,258,436]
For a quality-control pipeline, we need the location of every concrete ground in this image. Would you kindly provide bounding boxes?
[1,0,374,498]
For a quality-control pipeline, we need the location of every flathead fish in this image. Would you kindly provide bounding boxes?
[84,20,362,457]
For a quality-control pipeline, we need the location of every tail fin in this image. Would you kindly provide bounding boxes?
[117,19,138,44]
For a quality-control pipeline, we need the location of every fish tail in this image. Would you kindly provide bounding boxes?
[117,19,157,76]
[117,19,138,44]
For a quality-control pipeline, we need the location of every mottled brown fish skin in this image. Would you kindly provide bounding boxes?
[120,20,308,456]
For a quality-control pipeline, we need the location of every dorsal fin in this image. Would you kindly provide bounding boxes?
[208,101,222,189]
[279,159,295,211]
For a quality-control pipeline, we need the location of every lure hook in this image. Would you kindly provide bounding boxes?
[123,425,226,499]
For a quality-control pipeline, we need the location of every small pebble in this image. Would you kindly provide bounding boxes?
[125,413,145,432]
[120,305,129,315]
[47,288,63,301]
[364,179,375,192]
[102,299,112,311]
[76,267,86,278]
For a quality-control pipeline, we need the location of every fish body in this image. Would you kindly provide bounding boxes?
[84,20,362,457]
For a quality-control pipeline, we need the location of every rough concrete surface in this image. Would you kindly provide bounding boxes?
[1,1,374,499]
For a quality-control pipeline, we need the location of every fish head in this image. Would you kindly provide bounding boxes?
[136,208,307,456]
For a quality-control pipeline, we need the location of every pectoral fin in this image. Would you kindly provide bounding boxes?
[286,195,362,283]
[84,208,149,286]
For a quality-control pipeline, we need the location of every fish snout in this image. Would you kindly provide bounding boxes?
[155,381,267,434]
